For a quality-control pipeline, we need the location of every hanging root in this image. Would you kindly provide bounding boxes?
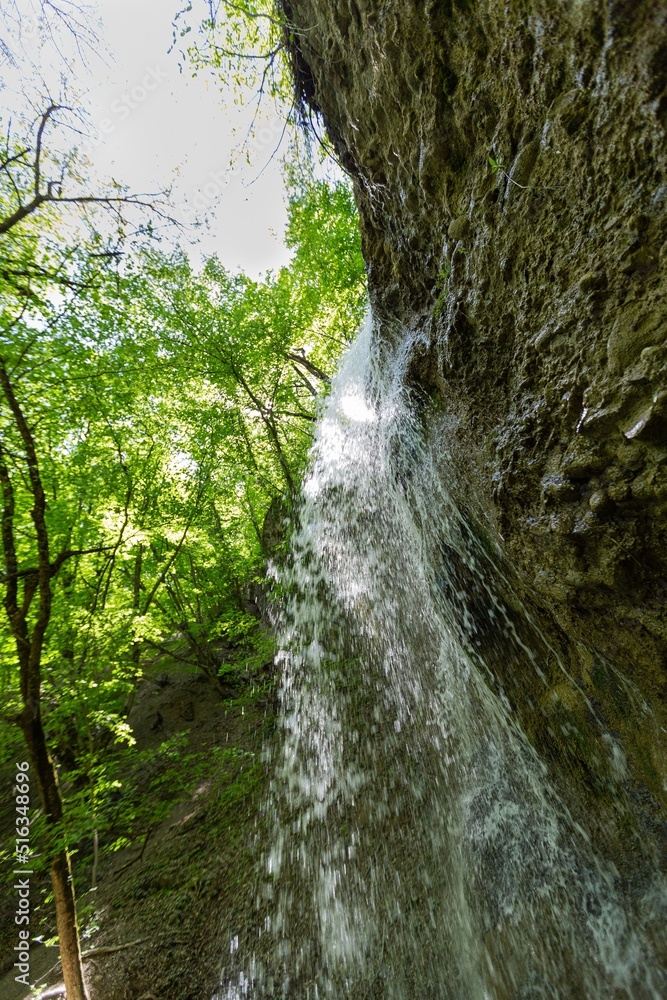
[277,0,322,124]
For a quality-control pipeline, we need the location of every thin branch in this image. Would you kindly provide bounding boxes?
[143,639,201,668]
[82,938,149,958]
[141,509,197,616]
[0,192,172,236]
[227,349,295,494]
[34,104,61,196]
[0,544,115,583]
[0,148,30,173]
[287,350,330,384]
[290,362,316,396]
[211,41,283,62]
[273,408,316,422]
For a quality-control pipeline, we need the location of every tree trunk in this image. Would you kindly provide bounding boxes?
[51,851,89,1000]
[1,367,90,1000]
[23,705,89,1000]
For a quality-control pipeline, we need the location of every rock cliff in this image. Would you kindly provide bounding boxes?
[283,0,667,893]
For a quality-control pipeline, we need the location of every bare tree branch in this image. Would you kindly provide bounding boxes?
[0,104,178,236]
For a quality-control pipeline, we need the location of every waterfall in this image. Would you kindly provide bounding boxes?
[218,314,667,999]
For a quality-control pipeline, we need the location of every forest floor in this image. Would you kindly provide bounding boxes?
[1,647,277,1000]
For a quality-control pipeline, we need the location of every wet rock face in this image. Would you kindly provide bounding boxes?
[285,1,667,807]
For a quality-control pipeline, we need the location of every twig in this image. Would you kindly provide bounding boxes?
[503,171,528,190]
[114,827,153,875]
[82,937,149,958]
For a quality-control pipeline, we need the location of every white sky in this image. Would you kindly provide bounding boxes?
[1,0,295,277]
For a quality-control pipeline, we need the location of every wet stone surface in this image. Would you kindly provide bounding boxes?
[264,0,667,994]
[284,0,667,835]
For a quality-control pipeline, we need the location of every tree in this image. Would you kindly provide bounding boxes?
[173,0,291,104]
[0,106,160,236]
[1,361,92,1000]
[1,160,365,997]
[0,99,170,1000]
[0,8,365,998]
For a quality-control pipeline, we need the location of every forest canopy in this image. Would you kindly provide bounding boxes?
[0,4,366,995]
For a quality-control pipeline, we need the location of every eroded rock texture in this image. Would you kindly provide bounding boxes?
[284,0,667,879]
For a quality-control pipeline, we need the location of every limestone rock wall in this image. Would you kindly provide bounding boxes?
[284,0,667,863]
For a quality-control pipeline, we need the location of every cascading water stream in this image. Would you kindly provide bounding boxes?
[217,314,666,999]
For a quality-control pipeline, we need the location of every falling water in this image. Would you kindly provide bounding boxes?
[218,314,666,999]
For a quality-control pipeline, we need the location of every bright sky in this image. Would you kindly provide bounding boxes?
[1,0,294,277]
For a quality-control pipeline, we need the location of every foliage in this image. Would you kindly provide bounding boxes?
[172,0,292,107]
[0,2,365,989]
[0,164,366,895]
